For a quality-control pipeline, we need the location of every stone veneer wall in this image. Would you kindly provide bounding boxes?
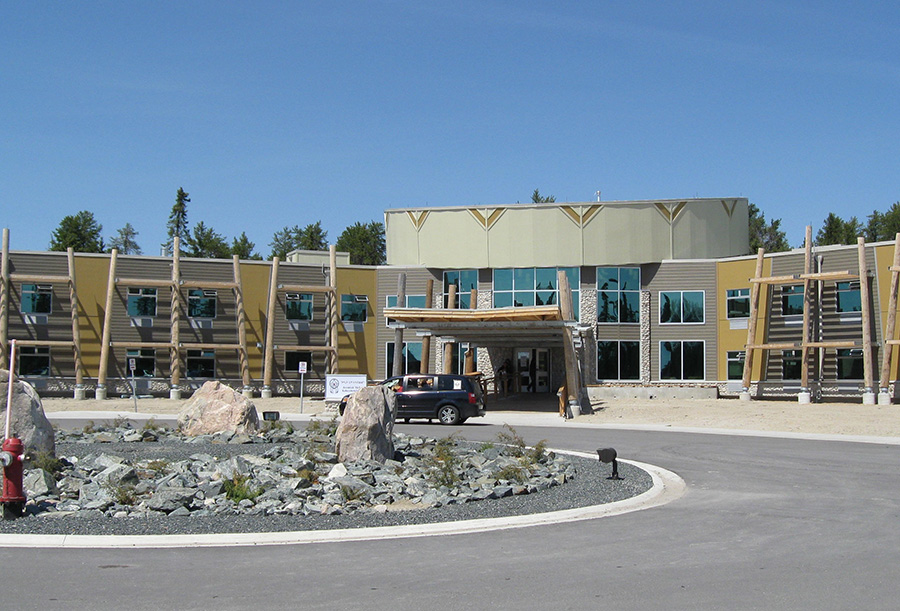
[640,290,651,384]
[581,287,597,384]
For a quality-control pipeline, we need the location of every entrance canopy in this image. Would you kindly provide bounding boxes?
[384,305,580,347]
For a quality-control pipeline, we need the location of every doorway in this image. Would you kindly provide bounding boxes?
[516,348,550,393]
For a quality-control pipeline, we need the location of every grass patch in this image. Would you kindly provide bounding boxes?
[29,451,64,474]
[142,418,160,432]
[306,417,338,437]
[495,425,547,466]
[495,464,528,484]
[262,420,294,434]
[426,434,461,487]
[109,483,138,506]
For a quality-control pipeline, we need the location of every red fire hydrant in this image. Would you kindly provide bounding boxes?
[1,437,26,520]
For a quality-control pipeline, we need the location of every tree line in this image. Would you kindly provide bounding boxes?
[48,187,387,265]
[749,200,900,252]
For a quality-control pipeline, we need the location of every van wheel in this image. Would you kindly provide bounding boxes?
[437,405,460,425]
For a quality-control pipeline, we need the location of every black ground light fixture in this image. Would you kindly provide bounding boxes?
[597,447,622,480]
[262,411,280,421]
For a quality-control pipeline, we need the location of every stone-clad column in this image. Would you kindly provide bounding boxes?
[640,291,651,384]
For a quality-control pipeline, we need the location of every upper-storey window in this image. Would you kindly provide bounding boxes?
[597,267,640,324]
[21,284,52,314]
[835,282,861,313]
[386,294,426,327]
[127,288,158,317]
[286,293,313,321]
[493,267,580,319]
[341,294,368,322]
[726,288,750,319]
[443,270,478,309]
[188,289,217,318]
[781,285,804,316]
[660,291,705,324]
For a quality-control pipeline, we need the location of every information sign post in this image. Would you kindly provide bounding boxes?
[128,358,138,412]
[298,361,307,413]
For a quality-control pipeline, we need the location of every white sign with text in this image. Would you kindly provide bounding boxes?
[325,374,368,401]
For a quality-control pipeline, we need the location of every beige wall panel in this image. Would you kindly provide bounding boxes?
[673,204,749,260]
[487,207,582,268]
[583,205,672,265]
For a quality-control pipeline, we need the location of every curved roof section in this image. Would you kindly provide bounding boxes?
[385,198,749,268]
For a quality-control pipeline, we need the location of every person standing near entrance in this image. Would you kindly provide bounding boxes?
[528,355,536,392]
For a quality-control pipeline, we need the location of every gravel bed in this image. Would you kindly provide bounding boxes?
[0,439,652,537]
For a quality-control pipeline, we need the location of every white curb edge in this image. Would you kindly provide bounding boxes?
[0,452,685,549]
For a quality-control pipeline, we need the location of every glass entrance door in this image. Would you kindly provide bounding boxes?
[516,348,551,393]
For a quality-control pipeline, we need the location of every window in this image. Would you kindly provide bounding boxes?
[185,349,215,378]
[21,284,52,314]
[286,293,313,321]
[127,288,158,317]
[781,285,804,316]
[597,267,640,324]
[726,288,750,319]
[386,341,423,376]
[18,346,50,376]
[836,349,863,380]
[126,349,156,377]
[493,267,580,318]
[782,349,801,380]
[385,294,426,326]
[835,282,861,313]
[726,351,745,380]
[188,289,217,318]
[341,294,368,322]
[660,291,705,324]
[660,341,705,380]
[443,270,478,309]
[285,351,313,373]
[597,341,640,381]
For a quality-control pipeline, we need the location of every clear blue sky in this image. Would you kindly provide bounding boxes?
[2,1,897,256]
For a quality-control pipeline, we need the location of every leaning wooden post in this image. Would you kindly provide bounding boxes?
[233,255,252,397]
[169,236,182,399]
[442,284,457,374]
[96,249,118,400]
[878,234,900,404]
[740,248,765,400]
[464,287,478,374]
[559,270,582,417]
[799,226,813,404]
[392,273,407,377]
[419,277,434,373]
[261,257,279,398]
[67,248,85,399]
[329,245,339,374]
[858,237,875,404]
[0,228,9,370]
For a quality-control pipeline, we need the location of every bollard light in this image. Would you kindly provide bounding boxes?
[597,447,622,480]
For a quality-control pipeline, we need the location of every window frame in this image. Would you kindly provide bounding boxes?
[596,267,640,325]
[781,285,804,316]
[385,294,426,327]
[127,287,158,318]
[596,340,641,381]
[385,340,424,377]
[285,292,314,321]
[835,281,861,314]
[21,284,52,315]
[836,348,863,380]
[782,349,801,380]
[185,349,216,378]
[126,348,156,377]
[443,270,478,309]
[187,289,218,319]
[726,350,745,380]
[341,294,369,323]
[659,290,706,325]
[17,345,50,376]
[726,288,750,319]
[659,340,706,381]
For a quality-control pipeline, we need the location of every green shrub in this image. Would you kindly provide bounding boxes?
[110,483,137,506]
[495,464,528,484]
[146,459,168,474]
[306,417,338,437]
[296,468,318,484]
[223,474,262,503]
[142,418,160,432]
[427,435,461,487]
[29,451,64,474]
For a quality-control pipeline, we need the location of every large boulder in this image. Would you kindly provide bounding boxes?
[0,370,55,458]
[176,381,259,436]
[335,385,395,464]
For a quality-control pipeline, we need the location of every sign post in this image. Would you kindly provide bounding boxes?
[128,357,138,412]
[298,361,307,413]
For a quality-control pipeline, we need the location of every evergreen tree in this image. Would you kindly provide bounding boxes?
[185,221,230,258]
[814,213,862,245]
[748,203,789,253]
[866,202,900,242]
[108,223,142,254]
[531,189,556,203]
[231,232,262,260]
[268,225,302,260]
[297,221,328,251]
[335,221,386,265]
[49,211,105,253]
[164,188,191,254]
